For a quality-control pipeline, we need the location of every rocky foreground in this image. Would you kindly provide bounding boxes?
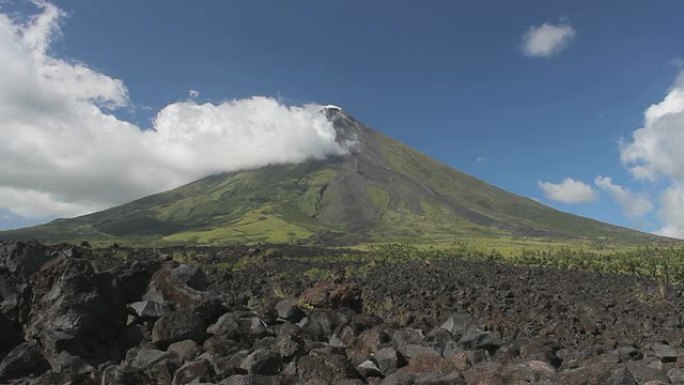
[1,242,684,385]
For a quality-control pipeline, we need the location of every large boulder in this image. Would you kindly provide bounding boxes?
[0,241,54,278]
[152,308,208,348]
[0,313,22,361]
[0,341,51,381]
[207,311,268,341]
[26,256,127,365]
[144,264,208,309]
[296,353,359,383]
[298,280,362,311]
[0,242,55,326]
[240,349,282,375]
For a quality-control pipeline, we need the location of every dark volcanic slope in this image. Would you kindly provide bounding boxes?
[1,241,684,384]
[0,107,663,246]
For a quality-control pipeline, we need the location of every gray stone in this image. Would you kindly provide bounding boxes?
[414,371,465,385]
[127,347,169,369]
[625,361,670,384]
[375,347,405,375]
[172,358,214,385]
[356,360,382,378]
[380,372,416,385]
[241,349,282,375]
[668,368,684,384]
[274,299,305,322]
[0,341,50,380]
[440,313,477,339]
[168,339,201,362]
[49,351,94,374]
[604,367,637,385]
[652,343,677,362]
[152,309,207,348]
[129,300,165,319]
[172,264,208,291]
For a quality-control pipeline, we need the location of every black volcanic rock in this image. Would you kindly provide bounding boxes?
[0,241,682,384]
[26,256,127,365]
[0,341,50,380]
[152,308,208,348]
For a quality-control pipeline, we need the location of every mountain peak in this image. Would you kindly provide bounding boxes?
[0,111,664,246]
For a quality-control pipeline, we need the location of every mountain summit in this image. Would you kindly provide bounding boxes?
[0,108,661,245]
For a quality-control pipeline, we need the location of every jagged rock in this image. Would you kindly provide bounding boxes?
[101,365,135,385]
[0,341,51,380]
[414,371,465,385]
[130,300,166,319]
[274,299,305,322]
[397,345,440,360]
[48,351,94,374]
[219,374,287,385]
[376,347,405,376]
[152,309,208,348]
[240,350,282,375]
[203,337,241,357]
[625,360,671,384]
[276,334,305,360]
[0,314,21,360]
[400,352,456,375]
[353,327,391,355]
[298,280,362,311]
[168,339,201,363]
[604,367,637,385]
[299,310,341,341]
[0,241,54,278]
[616,344,642,361]
[440,313,478,339]
[144,265,206,308]
[652,343,678,362]
[127,347,169,369]
[668,368,684,384]
[172,358,214,385]
[28,371,98,385]
[458,326,503,353]
[356,360,382,378]
[172,264,208,291]
[557,354,619,385]
[296,353,359,383]
[26,257,127,365]
[380,372,416,385]
[0,241,683,385]
[114,259,160,303]
[393,328,425,347]
[208,311,268,340]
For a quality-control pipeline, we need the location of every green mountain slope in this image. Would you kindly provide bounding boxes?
[0,108,665,246]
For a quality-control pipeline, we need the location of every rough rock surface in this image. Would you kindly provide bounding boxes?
[1,241,684,385]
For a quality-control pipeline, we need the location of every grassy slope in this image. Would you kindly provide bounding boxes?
[0,114,667,247]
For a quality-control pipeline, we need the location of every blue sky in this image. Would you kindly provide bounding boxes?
[1,0,684,236]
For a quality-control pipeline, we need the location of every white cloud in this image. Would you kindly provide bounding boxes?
[594,176,653,218]
[620,71,684,238]
[538,178,597,204]
[0,3,352,220]
[656,186,684,238]
[522,21,576,58]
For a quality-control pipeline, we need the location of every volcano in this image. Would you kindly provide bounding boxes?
[0,107,662,246]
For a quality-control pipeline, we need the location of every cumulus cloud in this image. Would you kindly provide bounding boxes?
[522,21,576,58]
[538,178,597,204]
[620,71,684,237]
[0,2,351,221]
[594,176,653,218]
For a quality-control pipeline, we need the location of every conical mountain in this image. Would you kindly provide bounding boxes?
[0,107,663,246]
